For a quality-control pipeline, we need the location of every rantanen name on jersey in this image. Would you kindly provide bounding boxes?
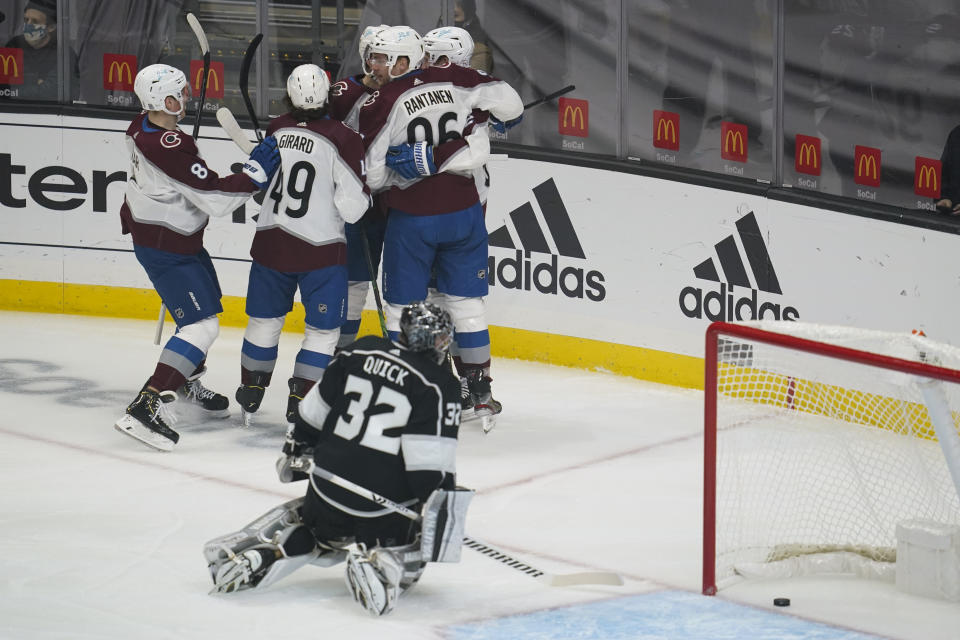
[403,89,456,116]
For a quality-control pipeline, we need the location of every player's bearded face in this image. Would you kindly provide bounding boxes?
[368,53,395,84]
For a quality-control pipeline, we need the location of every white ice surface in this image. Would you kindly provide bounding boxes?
[1,311,958,639]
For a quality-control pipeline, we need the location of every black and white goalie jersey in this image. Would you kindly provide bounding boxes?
[296,335,462,518]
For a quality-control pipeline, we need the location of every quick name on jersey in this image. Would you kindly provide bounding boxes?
[403,89,455,116]
[277,133,315,153]
[362,354,409,385]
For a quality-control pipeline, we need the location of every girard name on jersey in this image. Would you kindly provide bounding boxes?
[403,88,455,116]
[277,133,315,154]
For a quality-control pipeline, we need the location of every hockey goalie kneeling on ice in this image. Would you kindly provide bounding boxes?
[203,301,469,616]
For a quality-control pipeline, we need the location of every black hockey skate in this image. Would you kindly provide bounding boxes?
[178,369,230,419]
[464,369,501,433]
[114,387,180,451]
[287,377,312,424]
[235,370,271,427]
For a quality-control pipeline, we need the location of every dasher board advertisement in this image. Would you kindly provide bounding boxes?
[3,113,960,358]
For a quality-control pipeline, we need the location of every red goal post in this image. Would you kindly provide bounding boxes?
[702,321,960,595]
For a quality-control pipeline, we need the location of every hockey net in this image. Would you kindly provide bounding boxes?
[702,321,960,595]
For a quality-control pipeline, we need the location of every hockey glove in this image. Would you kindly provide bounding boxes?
[276,435,312,483]
[489,114,523,134]
[386,141,437,180]
[243,135,281,189]
[276,421,314,482]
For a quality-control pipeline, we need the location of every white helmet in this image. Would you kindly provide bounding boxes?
[286,63,330,110]
[367,25,424,78]
[358,23,389,74]
[423,26,474,67]
[134,64,189,116]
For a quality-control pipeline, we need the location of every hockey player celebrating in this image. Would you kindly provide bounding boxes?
[205,302,466,617]
[328,23,389,349]
[234,64,370,427]
[359,26,523,423]
[114,63,275,452]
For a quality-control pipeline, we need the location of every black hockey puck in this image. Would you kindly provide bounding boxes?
[773,597,790,607]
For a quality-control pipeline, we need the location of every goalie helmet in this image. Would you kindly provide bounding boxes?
[134,64,189,116]
[399,302,453,364]
[287,64,329,110]
[359,23,389,75]
[367,25,424,78]
[423,26,474,67]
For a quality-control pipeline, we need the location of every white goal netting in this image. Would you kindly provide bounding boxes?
[705,321,960,592]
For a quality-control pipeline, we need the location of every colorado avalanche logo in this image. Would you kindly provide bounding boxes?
[363,90,379,107]
[160,131,182,149]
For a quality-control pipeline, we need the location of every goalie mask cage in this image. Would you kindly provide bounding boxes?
[702,321,960,595]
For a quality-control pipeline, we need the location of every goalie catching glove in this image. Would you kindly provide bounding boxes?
[243,135,281,189]
[386,141,437,180]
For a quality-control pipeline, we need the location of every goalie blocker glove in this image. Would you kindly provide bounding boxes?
[385,141,437,180]
[243,135,281,188]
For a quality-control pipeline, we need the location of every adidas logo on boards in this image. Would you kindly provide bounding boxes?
[488,178,606,301]
[679,211,800,321]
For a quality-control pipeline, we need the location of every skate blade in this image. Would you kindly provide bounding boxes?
[481,414,496,433]
[114,415,176,452]
[240,410,254,428]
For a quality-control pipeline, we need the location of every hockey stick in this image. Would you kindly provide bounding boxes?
[153,303,166,346]
[359,219,388,337]
[240,33,264,142]
[186,13,211,140]
[305,463,623,587]
[216,107,255,153]
[523,84,575,111]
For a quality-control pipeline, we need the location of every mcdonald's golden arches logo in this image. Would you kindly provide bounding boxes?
[190,60,225,100]
[914,156,941,198]
[854,145,881,187]
[558,97,589,138]
[0,48,24,84]
[653,110,679,151]
[102,54,137,91]
[720,121,748,163]
[794,134,821,177]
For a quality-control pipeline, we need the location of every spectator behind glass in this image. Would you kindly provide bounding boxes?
[935,123,960,215]
[454,0,492,72]
[0,1,78,101]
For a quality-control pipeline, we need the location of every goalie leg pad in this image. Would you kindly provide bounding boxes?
[344,543,419,616]
[205,497,320,593]
[421,487,475,562]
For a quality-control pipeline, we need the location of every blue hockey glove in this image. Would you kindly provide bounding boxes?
[386,141,437,180]
[243,135,280,189]
[489,113,523,134]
